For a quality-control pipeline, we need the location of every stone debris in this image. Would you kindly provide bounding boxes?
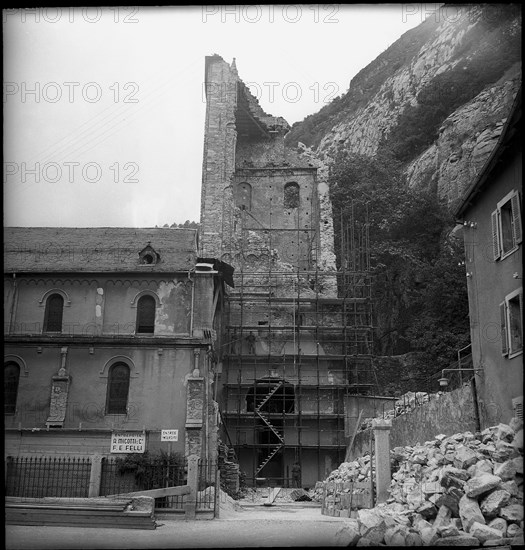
[316,420,524,546]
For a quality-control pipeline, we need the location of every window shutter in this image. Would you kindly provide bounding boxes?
[491,210,501,260]
[500,301,508,355]
[511,191,522,245]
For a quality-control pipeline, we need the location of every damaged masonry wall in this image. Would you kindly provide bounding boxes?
[200,54,337,295]
[199,55,377,486]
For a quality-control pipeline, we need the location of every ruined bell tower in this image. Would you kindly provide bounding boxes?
[200,55,374,486]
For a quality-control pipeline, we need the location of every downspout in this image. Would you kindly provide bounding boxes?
[188,269,195,336]
[9,273,18,335]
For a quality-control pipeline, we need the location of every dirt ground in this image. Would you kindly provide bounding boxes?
[6,509,351,549]
[6,496,353,549]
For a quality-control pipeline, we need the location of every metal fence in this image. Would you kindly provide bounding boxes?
[5,455,218,514]
[196,459,218,511]
[5,456,91,498]
[100,457,187,510]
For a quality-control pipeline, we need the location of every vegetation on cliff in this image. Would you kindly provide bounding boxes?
[329,152,470,383]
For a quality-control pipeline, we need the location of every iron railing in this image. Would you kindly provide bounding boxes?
[5,456,91,498]
[5,455,218,514]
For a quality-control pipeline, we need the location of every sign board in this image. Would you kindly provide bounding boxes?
[161,429,179,442]
[110,432,146,453]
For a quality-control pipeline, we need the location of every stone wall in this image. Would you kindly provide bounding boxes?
[348,383,478,460]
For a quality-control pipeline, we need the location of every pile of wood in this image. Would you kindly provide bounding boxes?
[5,496,156,529]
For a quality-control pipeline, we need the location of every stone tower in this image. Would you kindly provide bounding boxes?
[200,55,374,486]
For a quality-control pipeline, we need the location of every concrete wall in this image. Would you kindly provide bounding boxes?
[462,146,522,427]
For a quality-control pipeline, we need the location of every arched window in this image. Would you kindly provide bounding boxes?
[136,295,156,334]
[235,182,252,211]
[5,362,20,415]
[106,363,130,414]
[43,294,64,332]
[284,182,299,209]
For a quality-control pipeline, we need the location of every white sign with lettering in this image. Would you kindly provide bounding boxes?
[161,429,179,442]
[110,432,146,453]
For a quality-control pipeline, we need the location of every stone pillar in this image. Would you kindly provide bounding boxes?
[372,418,392,504]
[88,454,103,497]
[46,347,71,428]
[185,375,204,458]
[185,454,200,519]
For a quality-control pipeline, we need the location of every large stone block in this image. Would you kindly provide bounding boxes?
[480,490,511,519]
[420,527,439,546]
[495,423,515,443]
[488,517,508,536]
[465,474,502,498]
[469,521,504,543]
[454,446,478,469]
[459,495,485,532]
[434,535,480,545]
[493,460,517,481]
[499,504,524,522]
[433,504,453,529]
[384,526,407,546]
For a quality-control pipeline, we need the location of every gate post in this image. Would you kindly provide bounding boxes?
[88,454,103,497]
[185,454,199,519]
[372,419,392,504]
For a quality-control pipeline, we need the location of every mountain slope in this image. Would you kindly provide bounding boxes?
[286,4,521,206]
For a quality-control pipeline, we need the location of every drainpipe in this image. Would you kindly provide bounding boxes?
[9,273,18,335]
[188,269,195,336]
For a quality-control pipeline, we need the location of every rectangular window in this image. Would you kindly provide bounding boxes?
[501,288,523,358]
[492,190,522,260]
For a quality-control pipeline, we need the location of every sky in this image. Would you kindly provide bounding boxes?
[3,4,429,228]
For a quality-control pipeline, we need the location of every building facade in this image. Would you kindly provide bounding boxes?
[455,90,522,428]
[4,227,228,462]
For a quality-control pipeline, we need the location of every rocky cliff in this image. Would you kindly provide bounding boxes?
[285,4,521,384]
[286,4,521,207]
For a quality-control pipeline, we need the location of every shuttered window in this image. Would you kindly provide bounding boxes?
[43,294,64,332]
[501,288,523,358]
[500,301,509,355]
[4,362,20,415]
[136,295,155,334]
[106,363,130,415]
[492,190,522,260]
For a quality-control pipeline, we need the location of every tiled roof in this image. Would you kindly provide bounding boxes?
[4,227,198,273]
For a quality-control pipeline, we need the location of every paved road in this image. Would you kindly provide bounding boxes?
[6,506,354,549]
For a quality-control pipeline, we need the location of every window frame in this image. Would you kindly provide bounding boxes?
[284,182,300,209]
[492,189,522,261]
[235,182,252,211]
[4,361,21,415]
[43,293,65,333]
[135,294,156,334]
[105,362,131,415]
[500,287,523,358]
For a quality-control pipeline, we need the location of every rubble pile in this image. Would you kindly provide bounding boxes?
[310,454,374,502]
[324,420,524,546]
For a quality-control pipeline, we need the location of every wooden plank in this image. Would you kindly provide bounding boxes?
[107,485,191,498]
[263,487,281,506]
[345,409,363,462]
[6,519,156,530]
